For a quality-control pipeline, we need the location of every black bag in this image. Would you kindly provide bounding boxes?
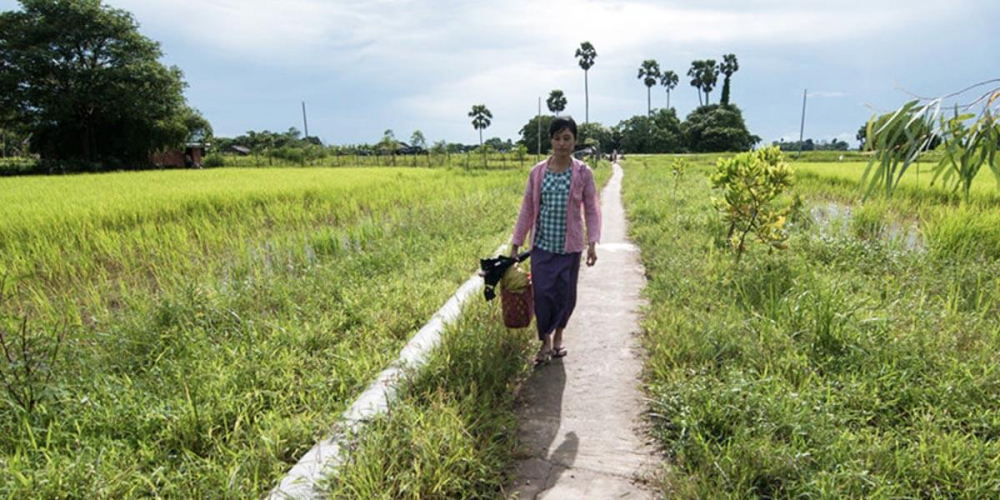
[479,251,530,301]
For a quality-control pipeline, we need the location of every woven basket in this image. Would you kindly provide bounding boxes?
[500,285,534,329]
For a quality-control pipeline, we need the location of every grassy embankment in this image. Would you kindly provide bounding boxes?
[625,154,1000,497]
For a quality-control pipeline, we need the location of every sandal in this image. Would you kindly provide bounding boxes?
[551,346,568,358]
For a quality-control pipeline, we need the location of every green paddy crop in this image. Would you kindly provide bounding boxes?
[0,165,534,497]
[794,160,1000,206]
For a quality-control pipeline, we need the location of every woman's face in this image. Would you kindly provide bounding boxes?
[550,128,576,156]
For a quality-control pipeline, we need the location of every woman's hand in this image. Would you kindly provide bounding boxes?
[586,244,598,267]
[510,244,519,259]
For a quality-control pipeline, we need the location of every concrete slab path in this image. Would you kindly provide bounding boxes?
[506,162,659,499]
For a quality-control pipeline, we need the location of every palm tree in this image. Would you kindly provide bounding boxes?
[637,59,661,116]
[701,59,719,105]
[719,54,739,106]
[660,70,679,110]
[469,104,492,147]
[547,90,567,116]
[468,104,492,167]
[688,60,705,106]
[575,41,597,124]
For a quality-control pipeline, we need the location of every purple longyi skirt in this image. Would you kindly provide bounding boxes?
[531,247,582,340]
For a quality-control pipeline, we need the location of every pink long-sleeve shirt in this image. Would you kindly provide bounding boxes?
[512,157,601,253]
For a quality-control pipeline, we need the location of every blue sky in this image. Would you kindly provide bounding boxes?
[3,0,998,147]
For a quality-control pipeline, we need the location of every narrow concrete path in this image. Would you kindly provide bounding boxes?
[507,162,658,499]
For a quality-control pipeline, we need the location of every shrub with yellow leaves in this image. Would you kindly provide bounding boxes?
[709,146,796,261]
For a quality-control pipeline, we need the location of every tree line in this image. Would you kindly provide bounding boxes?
[0,0,210,170]
[474,46,758,156]
[517,105,758,155]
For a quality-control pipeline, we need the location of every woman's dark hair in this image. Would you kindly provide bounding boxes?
[549,116,578,139]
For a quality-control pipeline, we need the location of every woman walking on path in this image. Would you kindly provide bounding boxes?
[510,117,601,364]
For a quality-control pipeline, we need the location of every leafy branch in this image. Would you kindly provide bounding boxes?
[0,276,67,414]
[862,80,1000,202]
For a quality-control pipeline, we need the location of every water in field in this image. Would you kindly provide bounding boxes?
[810,201,924,252]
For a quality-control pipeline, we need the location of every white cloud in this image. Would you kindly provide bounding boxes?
[116,0,966,68]
[395,61,580,137]
[833,131,858,144]
[86,0,985,143]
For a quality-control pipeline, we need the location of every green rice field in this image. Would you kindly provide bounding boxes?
[0,164,574,497]
[794,160,1000,206]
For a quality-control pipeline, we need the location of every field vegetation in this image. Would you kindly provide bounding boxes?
[205,150,551,171]
[625,153,1000,497]
[0,164,536,496]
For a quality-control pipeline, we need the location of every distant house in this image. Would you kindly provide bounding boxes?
[151,142,207,168]
[230,145,251,156]
[573,146,599,159]
[394,141,426,155]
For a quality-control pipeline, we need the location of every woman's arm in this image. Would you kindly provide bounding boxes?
[511,173,535,256]
[583,168,601,266]
[583,168,601,245]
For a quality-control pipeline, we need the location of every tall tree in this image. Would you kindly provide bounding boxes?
[687,61,705,106]
[660,70,679,110]
[0,0,200,165]
[547,90,567,116]
[468,104,492,150]
[575,41,597,124]
[856,123,868,151]
[410,130,426,149]
[701,59,720,105]
[379,128,397,165]
[719,54,739,106]
[518,114,555,155]
[637,59,661,116]
[682,104,759,152]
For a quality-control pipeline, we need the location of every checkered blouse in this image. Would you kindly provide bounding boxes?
[534,168,572,254]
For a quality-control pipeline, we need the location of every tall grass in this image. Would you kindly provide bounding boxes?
[625,156,1000,498]
[794,161,1000,206]
[322,299,535,499]
[213,152,571,170]
[0,166,526,497]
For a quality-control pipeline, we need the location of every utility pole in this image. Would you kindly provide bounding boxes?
[797,89,807,158]
[537,96,541,161]
[302,101,310,139]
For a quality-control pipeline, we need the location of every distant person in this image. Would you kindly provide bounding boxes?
[511,116,602,365]
[184,152,194,169]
